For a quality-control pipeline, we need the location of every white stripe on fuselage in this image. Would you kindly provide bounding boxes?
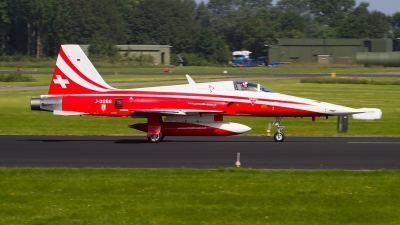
[44,74,359,115]
[42,91,336,115]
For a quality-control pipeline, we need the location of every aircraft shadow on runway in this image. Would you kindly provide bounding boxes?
[111,139,280,144]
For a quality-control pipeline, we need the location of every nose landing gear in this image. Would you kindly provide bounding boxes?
[273,117,285,142]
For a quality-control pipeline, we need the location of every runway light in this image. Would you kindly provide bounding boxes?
[267,123,271,136]
[235,152,241,167]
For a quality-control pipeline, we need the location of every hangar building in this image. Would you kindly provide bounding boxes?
[116,45,172,65]
[79,45,172,65]
[268,39,392,65]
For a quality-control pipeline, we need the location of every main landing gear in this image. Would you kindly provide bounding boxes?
[147,115,164,143]
[273,117,285,142]
[148,132,164,143]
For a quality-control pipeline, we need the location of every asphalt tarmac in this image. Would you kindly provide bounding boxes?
[1,135,399,169]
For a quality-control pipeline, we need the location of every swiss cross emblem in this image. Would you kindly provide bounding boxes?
[53,75,69,88]
[249,98,258,106]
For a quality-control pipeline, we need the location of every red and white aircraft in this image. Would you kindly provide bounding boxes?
[31,45,363,142]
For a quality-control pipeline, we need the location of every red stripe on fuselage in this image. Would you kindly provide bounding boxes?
[73,89,309,107]
[60,94,324,117]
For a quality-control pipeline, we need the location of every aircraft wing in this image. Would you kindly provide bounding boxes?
[130,109,224,116]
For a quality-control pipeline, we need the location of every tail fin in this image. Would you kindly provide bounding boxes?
[48,45,115,95]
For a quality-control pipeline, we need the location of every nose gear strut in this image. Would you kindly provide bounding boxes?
[273,117,285,142]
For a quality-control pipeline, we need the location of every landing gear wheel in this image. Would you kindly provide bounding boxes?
[274,132,285,142]
[148,132,163,143]
[272,117,285,142]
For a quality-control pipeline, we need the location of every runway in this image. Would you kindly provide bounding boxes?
[1,136,399,169]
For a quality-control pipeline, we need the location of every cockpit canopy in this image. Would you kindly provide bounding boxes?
[233,81,276,93]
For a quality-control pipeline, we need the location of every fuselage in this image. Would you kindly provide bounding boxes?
[37,81,361,118]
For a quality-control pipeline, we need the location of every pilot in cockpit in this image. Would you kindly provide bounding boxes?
[241,82,248,90]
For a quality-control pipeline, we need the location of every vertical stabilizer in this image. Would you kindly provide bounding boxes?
[48,45,115,95]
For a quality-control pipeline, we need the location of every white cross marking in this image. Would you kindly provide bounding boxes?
[53,75,69,88]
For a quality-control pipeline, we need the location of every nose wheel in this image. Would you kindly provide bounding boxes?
[274,131,285,142]
[273,117,285,142]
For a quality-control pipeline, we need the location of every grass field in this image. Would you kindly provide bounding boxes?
[0,74,239,88]
[1,76,399,136]
[1,74,400,225]
[1,168,400,225]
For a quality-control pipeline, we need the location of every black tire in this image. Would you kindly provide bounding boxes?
[274,132,285,142]
[148,132,163,143]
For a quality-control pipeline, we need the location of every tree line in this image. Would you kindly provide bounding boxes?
[1,0,400,65]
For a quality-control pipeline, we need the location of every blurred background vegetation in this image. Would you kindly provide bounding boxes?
[1,0,400,66]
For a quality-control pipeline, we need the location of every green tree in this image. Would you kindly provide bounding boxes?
[367,11,390,38]
[309,0,355,25]
[6,0,31,54]
[389,12,400,50]
[276,0,309,15]
[128,0,200,54]
[0,0,10,53]
[337,2,369,38]
[51,0,128,56]
[279,11,307,38]
[195,2,217,61]
[28,0,57,58]
[241,8,282,58]
[211,38,231,65]
[207,0,272,51]
[317,26,338,38]
[276,0,318,38]
[51,0,84,54]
